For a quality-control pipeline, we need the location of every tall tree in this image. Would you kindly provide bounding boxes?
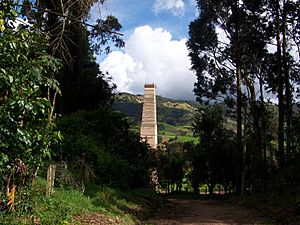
[13,0,124,113]
[188,0,300,193]
[263,0,299,168]
[187,0,259,193]
[274,0,285,170]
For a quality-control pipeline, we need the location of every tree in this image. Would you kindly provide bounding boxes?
[9,0,124,113]
[184,141,205,194]
[187,0,300,194]
[55,108,152,188]
[187,0,254,193]
[192,106,236,194]
[273,0,299,167]
[0,0,126,211]
[0,2,61,210]
[155,142,186,193]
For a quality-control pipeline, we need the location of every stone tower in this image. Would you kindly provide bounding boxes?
[140,83,157,149]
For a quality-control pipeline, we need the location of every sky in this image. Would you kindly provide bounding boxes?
[91,0,199,100]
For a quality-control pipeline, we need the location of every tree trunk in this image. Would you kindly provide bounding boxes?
[241,106,248,195]
[282,0,292,162]
[245,77,262,159]
[233,0,243,195]
[259,76,267,165]
[276,0,285,171]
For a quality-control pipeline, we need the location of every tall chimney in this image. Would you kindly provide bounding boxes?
[140,83,157,149]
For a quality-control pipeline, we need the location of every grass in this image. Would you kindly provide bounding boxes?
[158,122,198,143]
[0,178,162,225]
[177,136,198,142]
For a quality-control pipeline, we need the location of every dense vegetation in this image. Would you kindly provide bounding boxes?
[0,0,300,224]
[0,1,154,223]
[151,0,300,204]
[55,108,152,189]
[186,0,300,195]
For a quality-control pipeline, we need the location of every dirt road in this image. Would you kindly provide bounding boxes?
[142,198,275,225]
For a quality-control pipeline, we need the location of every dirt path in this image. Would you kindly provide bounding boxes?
[142,198,275,225]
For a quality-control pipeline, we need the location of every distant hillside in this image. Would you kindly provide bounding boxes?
[112,92,200,143]
[113,92,199,126]
[112,92,240,143]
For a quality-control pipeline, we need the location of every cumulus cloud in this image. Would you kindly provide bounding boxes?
[100,25,196,100]
[153,0,185,16]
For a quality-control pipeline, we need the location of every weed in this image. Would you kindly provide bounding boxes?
[0,178,161,225]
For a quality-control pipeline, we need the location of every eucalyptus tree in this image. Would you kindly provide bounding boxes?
[273,0,299,164]
[187,0,269,193]
[188,0,300,193]
[250,0,300,168]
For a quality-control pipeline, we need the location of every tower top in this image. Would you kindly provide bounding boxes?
[144,83,156,88]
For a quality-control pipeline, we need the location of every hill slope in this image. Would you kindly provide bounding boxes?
[112,92,199,143]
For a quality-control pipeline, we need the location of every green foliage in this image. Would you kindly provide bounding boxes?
[91,15,125,54]
[0,178,158,225]
[0,2,61,209]
[193,106,223,140]
[55,108,152,188]
[187,0,300,197]
[57,33,117,113]
[7,0,124,113]
[155,142,186,193]
[188,106,238,194]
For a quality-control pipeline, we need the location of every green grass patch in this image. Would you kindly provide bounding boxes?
[159,122,198,143]
[0,178,162,225]
[177,135,198,142]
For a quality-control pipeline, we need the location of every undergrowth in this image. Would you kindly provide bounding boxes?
[232,192,300,225]
[0,178,161,225]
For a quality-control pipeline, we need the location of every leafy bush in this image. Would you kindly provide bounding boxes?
[0,3,61,211]
[55,108,153,188]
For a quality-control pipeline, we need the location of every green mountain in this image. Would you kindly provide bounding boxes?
[112,92,199,143]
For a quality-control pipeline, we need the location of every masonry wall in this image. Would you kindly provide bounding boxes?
[140,84,157,149]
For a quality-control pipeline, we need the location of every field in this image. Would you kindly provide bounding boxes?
[158,122,198,143]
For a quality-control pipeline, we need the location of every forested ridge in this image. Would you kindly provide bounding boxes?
[0,0,300,224]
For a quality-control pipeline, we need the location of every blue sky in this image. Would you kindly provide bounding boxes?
[101,0,197,39]
[91,0,198,100]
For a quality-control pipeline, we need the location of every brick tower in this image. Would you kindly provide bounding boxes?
[140,83,157,149]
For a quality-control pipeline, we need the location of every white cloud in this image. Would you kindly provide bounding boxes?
[100,25,196,100]
[153,0,185,16]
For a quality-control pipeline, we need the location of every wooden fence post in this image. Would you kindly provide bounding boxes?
[46,164,56,197]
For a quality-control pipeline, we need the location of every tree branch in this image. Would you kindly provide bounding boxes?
[12,3,123,36]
